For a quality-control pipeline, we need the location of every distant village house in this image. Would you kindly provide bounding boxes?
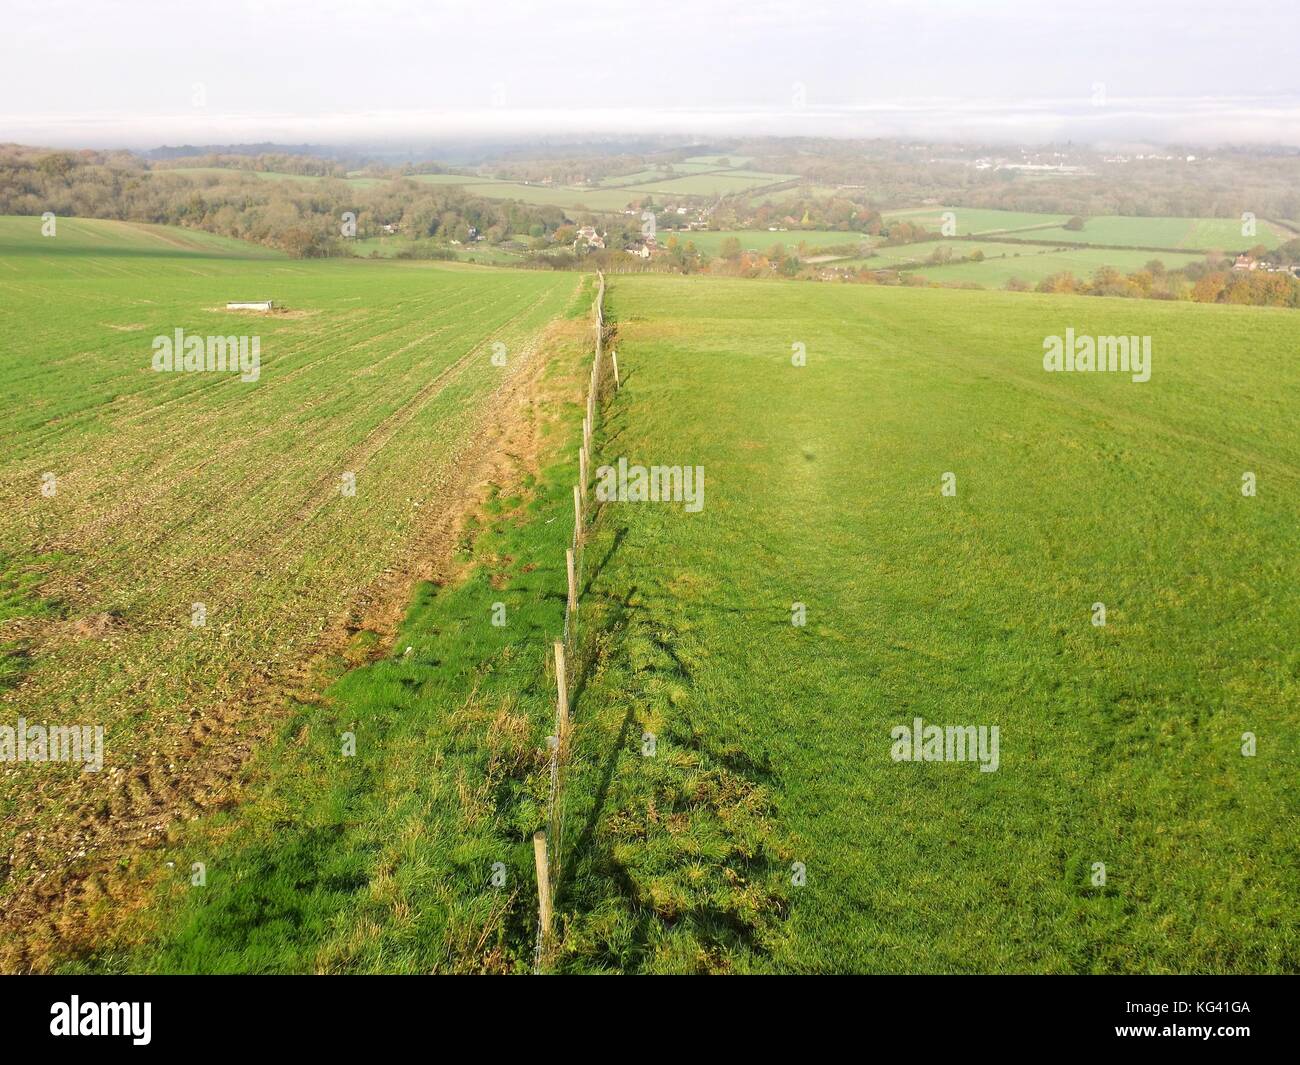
[573,225,605,251]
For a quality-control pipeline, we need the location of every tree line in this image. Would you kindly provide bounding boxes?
[0,147,570,257]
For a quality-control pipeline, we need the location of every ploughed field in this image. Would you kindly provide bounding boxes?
[0,215,576,970]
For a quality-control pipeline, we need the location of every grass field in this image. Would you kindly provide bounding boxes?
[833,238,1207,285]
[5,215,1298,976]
[881,206,1072,235]
[843,239,1041,268]
[669,229,873,255]
[0,215,578,970]
[552,274,1300,972]
[625,172,796,197]
[1010,216,1286,251]
[910,245,1206,286]
[881,208,1286,252]
[0,216,287,261]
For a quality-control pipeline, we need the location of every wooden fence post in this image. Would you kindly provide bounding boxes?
[612,351,619,391]
[566,548,577,618]
[578,448,587,501]
[534,830,552,948]
[573,485,582,545]
[554,641,569,734]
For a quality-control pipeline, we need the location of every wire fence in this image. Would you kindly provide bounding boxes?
[533,271,614,972]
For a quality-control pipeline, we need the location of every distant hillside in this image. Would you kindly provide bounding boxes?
[139,143,348,161]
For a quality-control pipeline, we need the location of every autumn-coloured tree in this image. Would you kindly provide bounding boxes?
[1191,272,1228,303]
[1037,272,1079,294]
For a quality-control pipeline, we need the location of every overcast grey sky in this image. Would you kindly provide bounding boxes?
[3,0,1298,146]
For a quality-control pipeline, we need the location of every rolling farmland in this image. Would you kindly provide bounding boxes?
[4,214,1298,977]
[161,159,795,213]
[0,216,287,261]
[9,0,1300,1013]
[552,273,1300,972]
[0,215,578,970]
[164,166,636,211]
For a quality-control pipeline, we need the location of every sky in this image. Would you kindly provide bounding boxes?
[3,0,1298,148]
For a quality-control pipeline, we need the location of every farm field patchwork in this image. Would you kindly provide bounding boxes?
[0,215,579,971]
[552,273,1300,973]
[455,181,638,212]
[881,206,1072,235]
[599,163,726,186]
[161,167,638,211]
[598,169,673,186]
[667,229,874,255]
[5,214,1298,977]
[162,160,804,211]
[625,172,797,197]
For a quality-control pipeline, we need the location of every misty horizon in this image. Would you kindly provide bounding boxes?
[5,0,1298,150]
[7,95,1300,153]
